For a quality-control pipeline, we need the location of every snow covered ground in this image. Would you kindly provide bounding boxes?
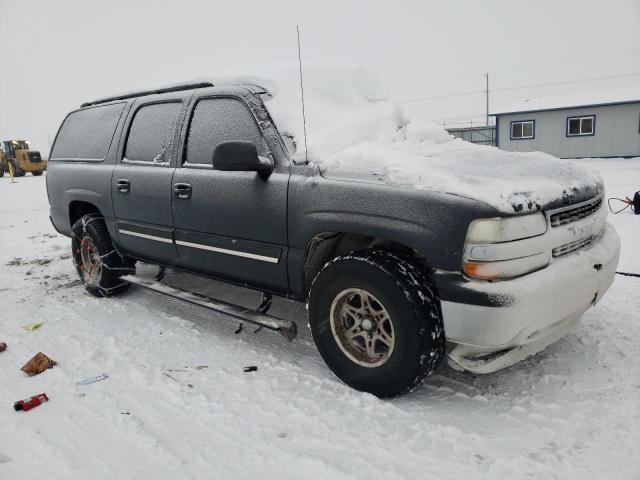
[1,158,639,479]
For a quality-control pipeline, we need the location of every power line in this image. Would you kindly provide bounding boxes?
[394,72,640,104]
[490,51,640,78]
[389,51,640,90]
[387,72,486,89]
[492,72,640,92]
[395,89,484,104]
[431,113,487,122]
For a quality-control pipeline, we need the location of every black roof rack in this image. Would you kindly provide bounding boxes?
[80,82,214,108]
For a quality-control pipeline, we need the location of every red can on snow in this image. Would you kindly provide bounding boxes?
[14,393,49,412]
[0,342,6,352]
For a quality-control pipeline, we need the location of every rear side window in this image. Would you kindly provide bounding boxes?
[51,103,125,160]
[185,97,268,165]
[124,102,182,163]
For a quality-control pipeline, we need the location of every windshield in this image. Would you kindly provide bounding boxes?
[12,141,29,150]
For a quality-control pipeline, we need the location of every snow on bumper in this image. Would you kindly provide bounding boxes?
[441,223,620,374]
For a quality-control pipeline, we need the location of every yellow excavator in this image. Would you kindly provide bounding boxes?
[0,139,47,177]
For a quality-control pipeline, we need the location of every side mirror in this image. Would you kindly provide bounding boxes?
[212,141,273,177]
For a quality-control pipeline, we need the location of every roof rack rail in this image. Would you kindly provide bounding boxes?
[80,82,214,108]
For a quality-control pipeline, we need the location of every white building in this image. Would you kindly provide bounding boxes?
[492,88,640,158]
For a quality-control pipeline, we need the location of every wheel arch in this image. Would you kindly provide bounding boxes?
[69,200,102,229]
[301,231,432,298]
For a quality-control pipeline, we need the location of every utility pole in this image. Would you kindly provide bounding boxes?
[485,72,489,126]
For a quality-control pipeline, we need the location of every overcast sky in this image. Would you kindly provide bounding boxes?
[1,0,638,155]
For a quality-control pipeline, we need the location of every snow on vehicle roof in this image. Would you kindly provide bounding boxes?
[491,86,640,115]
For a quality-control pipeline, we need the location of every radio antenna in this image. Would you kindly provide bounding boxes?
[296,25,309,163]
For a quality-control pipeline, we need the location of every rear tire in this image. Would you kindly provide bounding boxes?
[71,215,135,297]
[308,250,445,397]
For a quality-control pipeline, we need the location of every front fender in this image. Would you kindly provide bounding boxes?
[287,174,499,293]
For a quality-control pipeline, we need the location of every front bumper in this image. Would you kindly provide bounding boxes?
[440,223,620,374]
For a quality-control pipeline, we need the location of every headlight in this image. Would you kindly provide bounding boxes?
[465,214,547,243]
[463,213,549,280]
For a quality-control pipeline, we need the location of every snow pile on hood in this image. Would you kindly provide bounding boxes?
[217,65,602,213]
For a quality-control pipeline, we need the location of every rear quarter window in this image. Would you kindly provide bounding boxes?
[50,103,126,160]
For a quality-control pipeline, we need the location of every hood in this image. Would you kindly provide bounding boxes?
[317,132,604,215]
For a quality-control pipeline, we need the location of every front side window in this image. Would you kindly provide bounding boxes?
[511,120,535,140]
[185,97,268,165]
[124,102,182,163]
[567,115,595,136]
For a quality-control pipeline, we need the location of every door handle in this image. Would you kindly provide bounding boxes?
[116,179,130,193]
[173,183,192,199]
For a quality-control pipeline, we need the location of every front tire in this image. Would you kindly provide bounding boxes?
[309,250,445,397]
[32,170,43,176]
[11,162,25,177]
[71,215,134,297]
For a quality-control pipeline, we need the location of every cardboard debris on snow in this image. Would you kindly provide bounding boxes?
[21,352,56,376]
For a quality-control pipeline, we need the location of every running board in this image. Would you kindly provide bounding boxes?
[121,274,297,341]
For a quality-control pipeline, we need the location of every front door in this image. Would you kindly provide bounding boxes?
[112,100,184,264]
[171,95,289,292]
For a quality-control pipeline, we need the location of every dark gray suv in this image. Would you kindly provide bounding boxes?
[46,82,620,397]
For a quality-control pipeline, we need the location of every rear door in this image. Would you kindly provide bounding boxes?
[171,94,289,292]
[112,98,185,264]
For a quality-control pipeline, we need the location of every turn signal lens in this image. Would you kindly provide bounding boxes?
[462,261,501,280]
[462,253,549,281]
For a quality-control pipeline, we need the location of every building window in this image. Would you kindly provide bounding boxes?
[567,115,595,136]
[510,120,535,140]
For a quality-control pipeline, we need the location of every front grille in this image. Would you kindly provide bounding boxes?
[552,236,593,257]
[549,196,602,227]
[28,151,42,163]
